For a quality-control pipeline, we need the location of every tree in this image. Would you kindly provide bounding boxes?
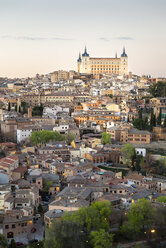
[44,220,88,248]
[133,118,143,130]
[43,180,53,193]
[15,104,17,112]
[38,203,43,213]
[63,201,112,233]
[157,109,162,126]
[0,234,8,248]
[21,101,27,114]
[102,132,111,145]
[156,196,166,203]
[127,116,130,123]
[90,229,114,248]
[138,109,142,120]
[0,150,6,158]
[32,104,43,117]
[150,112,156,131]
[163,116,166,127]
[19,105,21,113]
[30,130,64,145]
[149,81,166,97]
[121,144,135,166]
[121,199,155,237]
[132,115,149,131]
[64,133,75,145]
[8,102,11,111]
[45,201,113,248]
[9,239,17,248]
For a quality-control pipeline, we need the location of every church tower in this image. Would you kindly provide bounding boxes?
[77,52,82,73]
[120,47,128,75]
[77,47,91,74]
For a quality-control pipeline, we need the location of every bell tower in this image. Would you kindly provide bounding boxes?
[120,47,128,75]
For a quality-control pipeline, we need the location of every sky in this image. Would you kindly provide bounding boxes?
[0,0,166,78]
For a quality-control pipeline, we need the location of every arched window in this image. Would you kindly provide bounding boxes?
[7,232,14,239]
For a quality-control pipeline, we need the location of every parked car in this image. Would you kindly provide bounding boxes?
[29,239,38,243]
[35,214,41,218]
[16,242,24,247]
[41,201,49,205]
[31,227,36,233]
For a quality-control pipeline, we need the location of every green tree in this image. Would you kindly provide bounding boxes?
[0,150,6,158]
[19,105,21,113]
[156,196,166,203]
[9,239,17,248]
[138,109,142,120]
[149,81,166,97]
[133,118,143,130]
[102,132,111,145]
[150,112,156,131]
[163,116,166,127]
[127,116,130,123]
[15,104,17,112]
[90,229,114,248]
[63,201,112,233]
[121,199,155,237]
[157,109,162,126]
[64,133,75,145]
[38,203,43,213]
[44,220,87,248]
[8,102,11,111]
[43,180,53,193]
[0,234,8,248]
[32,104,43,117]
[121,144,136,166]
[44,202,113,248]
[30,130,64,145]
[21,101,27,114]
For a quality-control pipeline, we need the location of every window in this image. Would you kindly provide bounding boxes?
[12,224,15,229]
[5,225,9,229]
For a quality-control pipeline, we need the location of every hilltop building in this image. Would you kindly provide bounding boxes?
[77,47,128,75]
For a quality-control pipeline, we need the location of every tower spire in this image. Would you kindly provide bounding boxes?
[77,52,82,62]
[115,52,117,58]
[121,46,127,57]
[82,46,89,57]
[123,46,125,53]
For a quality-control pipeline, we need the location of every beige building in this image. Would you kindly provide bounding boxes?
[51,70,77,82]
[3,210,33,241]
[51,70,69,82]
[77,47,128,75]
[107,124,152,144]
[19,92,90,106]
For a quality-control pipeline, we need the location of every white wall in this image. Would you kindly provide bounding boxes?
[17,129,32,143]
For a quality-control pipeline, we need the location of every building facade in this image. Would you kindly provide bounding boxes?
[77,47,128,75]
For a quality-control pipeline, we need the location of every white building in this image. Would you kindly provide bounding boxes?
[53,124,69,134]
[43,106,69,117]
[17,128,32,144]
[135,148,146,157]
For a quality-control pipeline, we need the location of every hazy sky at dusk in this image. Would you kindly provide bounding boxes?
[0,0,166,78]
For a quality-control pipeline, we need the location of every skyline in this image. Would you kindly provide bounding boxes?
[0,0,166,78]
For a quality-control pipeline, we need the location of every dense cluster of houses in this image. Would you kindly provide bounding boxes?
[0,73,166,244]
